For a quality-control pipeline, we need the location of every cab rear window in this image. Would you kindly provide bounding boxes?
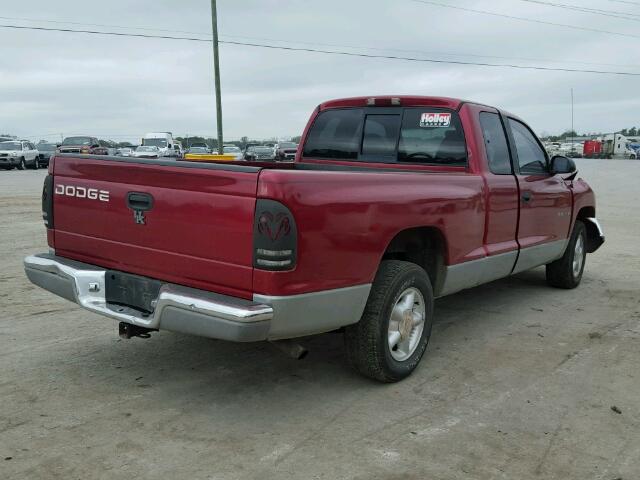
[302,107,467,166]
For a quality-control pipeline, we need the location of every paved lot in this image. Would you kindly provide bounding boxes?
[1,160,638,480]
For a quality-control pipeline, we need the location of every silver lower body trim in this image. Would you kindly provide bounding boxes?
[511,238,568,274]
[439,238,570,297]
[438,250,518,297]
[255,284,371,340]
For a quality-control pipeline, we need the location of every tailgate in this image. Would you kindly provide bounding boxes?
[51,155,261,299]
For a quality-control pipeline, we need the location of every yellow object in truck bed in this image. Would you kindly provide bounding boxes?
[183,153,237,162]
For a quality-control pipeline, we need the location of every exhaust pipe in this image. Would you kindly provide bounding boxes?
[270,340,308,360]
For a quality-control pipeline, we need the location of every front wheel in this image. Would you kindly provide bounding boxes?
[32,158,39,170]
[344,260,434,382]
[17,158,26,170]
[546,220,587,289]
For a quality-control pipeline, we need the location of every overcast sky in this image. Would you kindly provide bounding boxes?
[1,0,639,143]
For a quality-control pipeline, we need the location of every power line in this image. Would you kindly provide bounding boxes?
[1,23,639,76]
[218,33,640,69]
[604,0,640,6]
[517,0,640,21]
[0,15,211,36]
[2,14,638,69]
[410,0,640,39]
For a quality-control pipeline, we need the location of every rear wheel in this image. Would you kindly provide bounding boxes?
[17,158,26,170]
[344,260,434,382]
[546,220,587,289]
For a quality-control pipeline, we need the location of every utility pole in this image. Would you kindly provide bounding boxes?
[571,88,574,148]
[210,0,223,154]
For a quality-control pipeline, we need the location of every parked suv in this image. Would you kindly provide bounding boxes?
[244,145,274,161]
[0,140,40,170]
[36,143,57,167]
[57,136,108,155]
[274,142,298,161]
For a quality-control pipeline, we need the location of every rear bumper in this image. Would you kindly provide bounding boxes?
[24,254,272,342]
[24,254,371,341]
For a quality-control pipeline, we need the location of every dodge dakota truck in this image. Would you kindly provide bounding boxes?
[24,96,604,382]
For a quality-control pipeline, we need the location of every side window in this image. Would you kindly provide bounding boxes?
[29,143,36,150]
[479,112,511,174]
[398,109,466,165]
[508,118,548,174]
[303,108,363,159]
[361,114,401,157]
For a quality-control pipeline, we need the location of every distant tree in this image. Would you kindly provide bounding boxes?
[240,136,249,149]
[290,135,302,143]
[628,127,637,136]
[621,128,629,136]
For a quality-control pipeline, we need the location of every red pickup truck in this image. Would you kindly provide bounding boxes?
[24,96,604,382]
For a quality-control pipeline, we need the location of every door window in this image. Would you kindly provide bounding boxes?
[508,118,548,174]
[480,112,511,174]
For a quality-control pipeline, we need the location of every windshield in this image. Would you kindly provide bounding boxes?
[223,146,240,153]
[63,136,92,146]
[279,143,297,149]
[189,147,208,152]
[137,146,158,152]
[144,138,167,148]
[38,143,56,151]
[254,147,272,153]
[0,142,22,150]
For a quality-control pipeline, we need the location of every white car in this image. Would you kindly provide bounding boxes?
[223,145,243,160]
[117,147,133,157]
[0,140,40,170]
[131,146,161,159]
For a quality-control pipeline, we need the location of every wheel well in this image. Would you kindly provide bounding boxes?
[576,206,595,220]
[381,227,447,295]
[576,206,599,253]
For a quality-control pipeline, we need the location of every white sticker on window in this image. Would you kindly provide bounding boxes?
[419,112,451,128]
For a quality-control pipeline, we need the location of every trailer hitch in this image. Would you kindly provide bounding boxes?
[118,322,155,339]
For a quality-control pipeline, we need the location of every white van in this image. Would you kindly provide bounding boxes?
[141,132,175,157]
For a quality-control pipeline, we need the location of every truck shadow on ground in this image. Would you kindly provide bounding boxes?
[31,266,574,410]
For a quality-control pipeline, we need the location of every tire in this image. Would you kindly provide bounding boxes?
[32,158,39,170]
[546,220,587,289]
[17,158,26,170]
[344,260,434,382]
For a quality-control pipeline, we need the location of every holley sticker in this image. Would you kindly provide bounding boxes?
[419,112,451,128]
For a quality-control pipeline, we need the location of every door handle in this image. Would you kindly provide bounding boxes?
[521,191,532,203]
[127,192,154,211]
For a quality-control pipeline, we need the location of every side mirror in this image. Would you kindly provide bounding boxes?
[550,155,576,175]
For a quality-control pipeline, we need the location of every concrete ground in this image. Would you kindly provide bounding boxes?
[1,160,638,480]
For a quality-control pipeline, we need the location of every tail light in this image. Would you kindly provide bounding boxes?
[42,174,54,229]
[253,199,297,271]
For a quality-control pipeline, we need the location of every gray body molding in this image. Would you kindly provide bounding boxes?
[255,284,371,340]
[439,239,569,297]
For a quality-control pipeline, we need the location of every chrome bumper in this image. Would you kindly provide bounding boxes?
[24,254,273,342]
